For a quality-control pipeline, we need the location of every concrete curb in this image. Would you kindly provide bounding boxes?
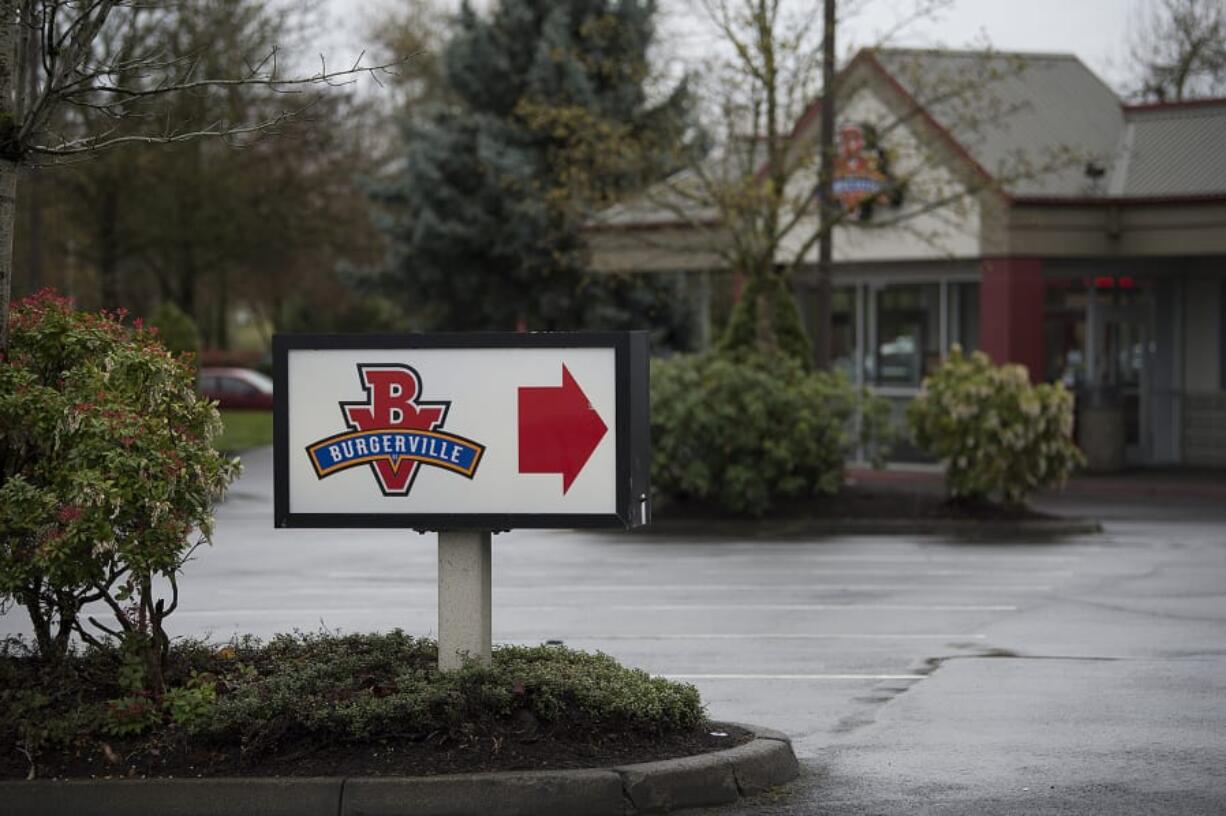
[633,516,1103,539]
[0,724,798,816]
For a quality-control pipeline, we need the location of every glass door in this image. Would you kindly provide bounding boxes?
[1087,283,1153,461]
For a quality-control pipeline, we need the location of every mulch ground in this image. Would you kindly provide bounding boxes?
[3,721,753,780]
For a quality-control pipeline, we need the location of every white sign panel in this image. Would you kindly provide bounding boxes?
[273,333,650,529]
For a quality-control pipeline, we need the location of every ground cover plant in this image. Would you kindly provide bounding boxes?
[651,351,891,516]
[908,346,1084,506]
[0,632,723,780]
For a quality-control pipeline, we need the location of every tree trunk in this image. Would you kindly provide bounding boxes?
[0,159,16,352]
[0,0,17,353]
[813,0,837,371]
[98,184,121,308]
[25,164,39,290]
[21,584,54,659]
[140,577,167,699]
[178,241,197,336]
[216,267,229,350]
[24,16,38,292]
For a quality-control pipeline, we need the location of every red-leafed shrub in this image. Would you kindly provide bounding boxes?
[0,291,238,692]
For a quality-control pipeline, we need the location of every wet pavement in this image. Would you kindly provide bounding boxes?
[3,446,1224,814]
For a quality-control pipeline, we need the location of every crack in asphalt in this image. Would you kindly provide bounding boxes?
[827,648,1129,737]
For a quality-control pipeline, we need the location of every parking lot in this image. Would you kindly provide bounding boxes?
[4,447,1225,813]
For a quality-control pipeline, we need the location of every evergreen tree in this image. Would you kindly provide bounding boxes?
[374,0,697,337]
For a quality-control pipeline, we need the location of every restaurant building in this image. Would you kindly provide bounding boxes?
[586,49,1226,468]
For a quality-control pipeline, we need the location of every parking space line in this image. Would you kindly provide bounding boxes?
[502,584,1053,592]
[515,603,1018,611]
[662,673,928,680]
[273,584,1055,595]
[516,633,987,641]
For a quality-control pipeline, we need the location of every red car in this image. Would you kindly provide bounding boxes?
[199,367,274,410]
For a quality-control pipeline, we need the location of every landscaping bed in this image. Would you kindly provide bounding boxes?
[1,632,746,781]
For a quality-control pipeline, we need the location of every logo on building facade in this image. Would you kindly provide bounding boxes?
[306,364,485,496]
[831,122,903,221]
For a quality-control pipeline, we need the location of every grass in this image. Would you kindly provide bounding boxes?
[215,410,273,452]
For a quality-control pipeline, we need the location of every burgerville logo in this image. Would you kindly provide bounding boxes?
[305,364,485,497]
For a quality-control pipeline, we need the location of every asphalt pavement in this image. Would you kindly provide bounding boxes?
[3,446,1224,814]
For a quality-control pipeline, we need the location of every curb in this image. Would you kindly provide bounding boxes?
[0,724,798,816]
[632,516,1103,539]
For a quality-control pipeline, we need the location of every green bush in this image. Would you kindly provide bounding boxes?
[651,351,891,516]
[148,301,200,358]
[193,632,701,751]
[907,346,1084,505]
[0,291,239,686]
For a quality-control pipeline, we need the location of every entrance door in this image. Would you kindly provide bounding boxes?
[1087,285,1154,462]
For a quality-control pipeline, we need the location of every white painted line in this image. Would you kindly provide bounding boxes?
[173,608,418,617]
[276,584,1056,595]
[606,553,1085,564]
[662,674,927,681]
[514,604,1018,612]
[535,633,986,640]
[177,602,1018,617]
[799,555,1083,563]
[505,584,1053,592]
[689,569,1078,577]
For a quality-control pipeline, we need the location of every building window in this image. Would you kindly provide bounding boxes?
[1221,280,1226,390]
[832,286,856,380]
[948,282,979,352]
[874,283,940,386]
[1044,281,1089,386]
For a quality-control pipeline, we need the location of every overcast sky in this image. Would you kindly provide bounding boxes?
[323,0,1144,94]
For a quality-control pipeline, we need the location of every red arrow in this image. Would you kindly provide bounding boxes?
[518,364,608,494]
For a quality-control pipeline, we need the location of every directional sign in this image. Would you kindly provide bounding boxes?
[272,332,650,530]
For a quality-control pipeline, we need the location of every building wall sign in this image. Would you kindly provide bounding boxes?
[273,332,651,530]
[832,122,903,221]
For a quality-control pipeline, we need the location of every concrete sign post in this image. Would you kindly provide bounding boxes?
[272,332,650,670]
[437,531,492,671]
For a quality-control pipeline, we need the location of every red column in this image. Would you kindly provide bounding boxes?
[980,258,1045,382]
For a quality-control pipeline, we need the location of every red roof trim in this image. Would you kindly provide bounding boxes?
[773,50,1004,198]
[860,50,1000,191]
[753,50,884,183]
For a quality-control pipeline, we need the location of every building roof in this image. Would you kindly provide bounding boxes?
[871,49,1125,197]
[1110,100,1226,197]
[590,48,1226,234]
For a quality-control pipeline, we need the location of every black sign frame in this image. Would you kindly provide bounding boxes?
[272,332,651,531]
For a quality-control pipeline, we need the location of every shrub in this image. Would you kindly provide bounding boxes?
[0,632,706,767]
[148,302,200,358]
[907,347,1084,505]
[651,351,890,516]
[0,291,239,690]
[180,632,703,754]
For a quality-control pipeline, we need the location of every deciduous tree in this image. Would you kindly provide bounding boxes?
[0,0,401,352]
[1130,0,1226,101]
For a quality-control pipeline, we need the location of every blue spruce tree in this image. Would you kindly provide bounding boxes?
[375,0,697,337]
